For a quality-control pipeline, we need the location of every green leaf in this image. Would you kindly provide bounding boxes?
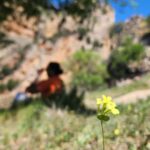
[97,114,110,121]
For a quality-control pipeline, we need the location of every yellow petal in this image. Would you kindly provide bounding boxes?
[103,95,112,104]
[107,103,114,110]
[96,98,103,105]
[102,95,107,99]
[111,108,120,115]
[114,129,120,135]
[110,101,116,107]
[107,96,112,101]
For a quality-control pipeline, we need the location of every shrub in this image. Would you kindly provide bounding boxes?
[77,27,89,40]
[109,23,124,37]
[0,79,19,93]
[0,65,12,76]
[68,50,108,90]
[44,87,85,111]
[108,38,145,80]
[6,79,19,91]
[145,15,150,25]
[0,84,6,93]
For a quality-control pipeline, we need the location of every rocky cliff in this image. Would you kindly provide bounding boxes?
[0,5,115,107]
[110,15,150,72]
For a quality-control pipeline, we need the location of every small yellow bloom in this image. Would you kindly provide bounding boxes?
[103,95,112,103]
[111,108,120,115]
[127,104,132,111]
[96,98,103,105]
[114,129,120,136]
[96,95,120,121]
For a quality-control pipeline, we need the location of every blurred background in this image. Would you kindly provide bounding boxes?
[0,0,150,149]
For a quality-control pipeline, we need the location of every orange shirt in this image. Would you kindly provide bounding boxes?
[36,76,63,96]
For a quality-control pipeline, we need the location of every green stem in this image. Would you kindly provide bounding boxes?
[101,121,105,150]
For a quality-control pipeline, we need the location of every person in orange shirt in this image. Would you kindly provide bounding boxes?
[26,62,64,97]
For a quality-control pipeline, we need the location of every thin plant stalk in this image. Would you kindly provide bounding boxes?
[97,96,119,150]
[101,120,105,150]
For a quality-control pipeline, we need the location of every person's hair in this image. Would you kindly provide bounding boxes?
[46,62,63,77]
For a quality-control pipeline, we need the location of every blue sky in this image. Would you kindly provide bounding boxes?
[110,0,150,22]
[49,0,150,22]
[48,0,73,9]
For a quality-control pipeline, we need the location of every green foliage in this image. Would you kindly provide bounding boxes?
[0,65,12,76]
[44,87,85,110]
[0,0,93,22]
[97,114,110,121]
[109,23,124,37]
[108,38,145,79]
[77,28,89,40]
[0,95,149,149]
[0,48,26,80]
[0,0,134,22]
[69,50,108,90]
[145,15,150,25]
[0,0,47,21]
[0,79,19,93]
[6,79,19,91]
[59,0,108,21]
[0,84,6,93]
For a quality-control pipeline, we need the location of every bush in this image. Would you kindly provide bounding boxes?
[77,27,89,40]
[6,79,19,91]
[146,15,150,25]
[108,38,145,80]
[0,84,6,93]
[68,50,108,90]
[109,23,124,37]
[44,87,85,111]
[0,65,12,76]
[0,79,19,93]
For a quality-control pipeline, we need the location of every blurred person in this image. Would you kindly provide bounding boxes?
[11,62,64,108]
[26,62,64,97]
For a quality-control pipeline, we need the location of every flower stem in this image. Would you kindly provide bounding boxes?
[101,121,105,150]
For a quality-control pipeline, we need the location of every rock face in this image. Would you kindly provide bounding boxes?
[110,16,150,73]
[111,16,150,49]
[0,5,115,106]
[42,6,114,58]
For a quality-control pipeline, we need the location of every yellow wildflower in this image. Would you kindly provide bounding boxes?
[96,95,120,121]
[114,128,120,136]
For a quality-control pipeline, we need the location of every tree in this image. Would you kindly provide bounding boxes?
[0,0,136,22]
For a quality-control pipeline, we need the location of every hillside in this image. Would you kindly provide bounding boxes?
[0,5,150,107]
[0,3,150,150]
[0,5,115,108]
